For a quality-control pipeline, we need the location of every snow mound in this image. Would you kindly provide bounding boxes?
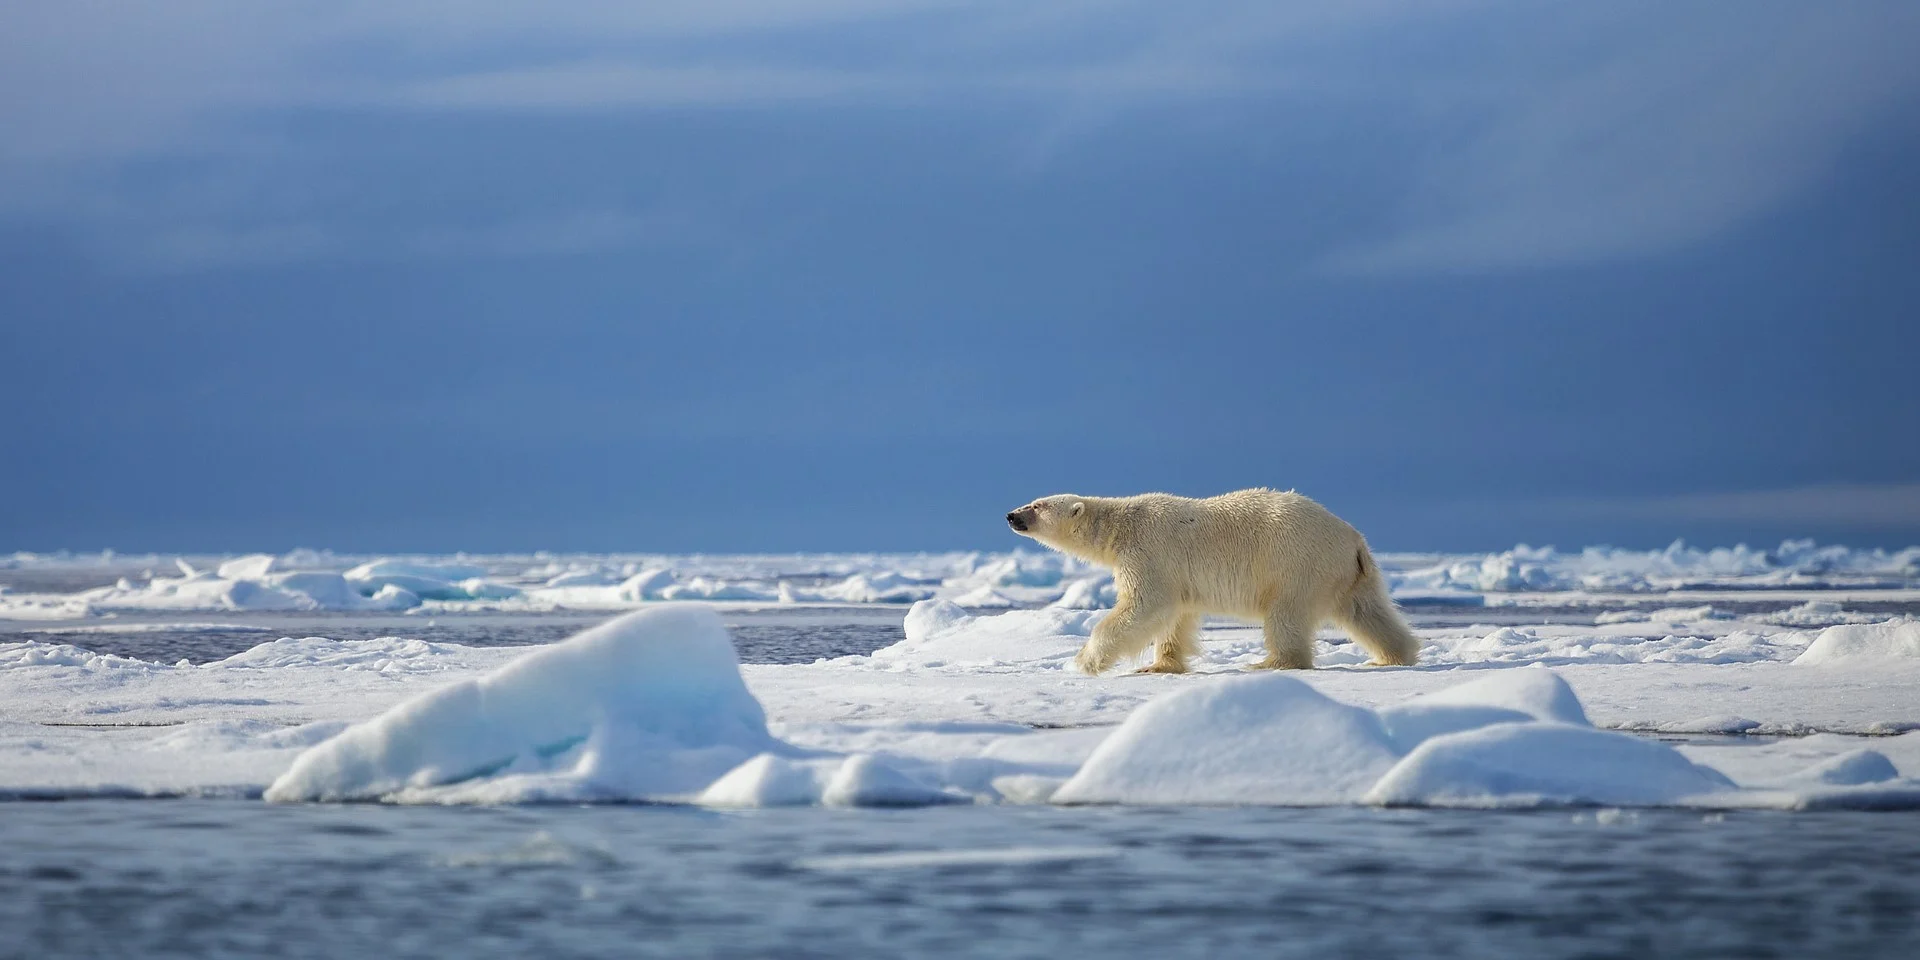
[1793,620,1920,665]
[1364,724,1734,808]
[1376,668,1587,751]
[1050,675,1401,806]
[263,604,773,803]
[865,600,1101,670]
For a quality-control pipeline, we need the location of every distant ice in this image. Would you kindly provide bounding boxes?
[8,538,1918,622]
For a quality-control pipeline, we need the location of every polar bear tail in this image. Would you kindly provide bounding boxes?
[1339,548,1421,666]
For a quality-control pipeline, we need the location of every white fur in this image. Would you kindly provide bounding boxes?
[1006,488,1420,674]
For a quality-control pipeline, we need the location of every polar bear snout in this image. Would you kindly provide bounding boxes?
[1006,509,1033,532]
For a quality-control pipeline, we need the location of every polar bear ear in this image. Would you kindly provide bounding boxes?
[1068,501,1085,517]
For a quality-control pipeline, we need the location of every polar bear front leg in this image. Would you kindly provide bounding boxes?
[1136,611,1200,674]
[1075,594,1172,675]
[1250,607,1316,670]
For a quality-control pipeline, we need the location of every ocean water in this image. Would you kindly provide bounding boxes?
[3,801,1916,959]
[0,608,915,666]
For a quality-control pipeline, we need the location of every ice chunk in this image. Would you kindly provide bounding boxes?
[1364,723,1734,808]
[1793,620,1920,665]
[869,601,1100,669]
[948,585,1018,608]
[1756,600,1881,627]
[805,573,936,605]
[456,578,521,601]
[1,641,158,670]
[698,754,832,807]
[656,577,780,602]
[1787,749,1900,786]
[697,752,959,807]
[366,584,423,610]
[212,636,471,673]
[616,568,675,602]
[263,604,772,802]
[215,554,277,580]
[820,754,959,807]
[343,559,488,584]
[1594,605,1726,625]
[1050,675,1401,806]
[1050,576,1115,610]
[342,559,488,601]
[261,572,360,609]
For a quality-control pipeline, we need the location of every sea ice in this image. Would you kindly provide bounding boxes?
[1792,620,1920,665]
[1363,723,1735,808]
[263,605,773,802]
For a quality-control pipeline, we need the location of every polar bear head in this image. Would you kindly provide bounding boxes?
[1005,495,1090,550]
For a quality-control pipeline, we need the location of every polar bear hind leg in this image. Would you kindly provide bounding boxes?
[1332,552,1421,666]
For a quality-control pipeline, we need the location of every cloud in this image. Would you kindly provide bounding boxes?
[1324,2,1920,274]
[3,2,1918,273]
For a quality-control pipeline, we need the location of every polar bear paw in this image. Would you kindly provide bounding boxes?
[1073,646,1111,676]
[1134,658,1189,675]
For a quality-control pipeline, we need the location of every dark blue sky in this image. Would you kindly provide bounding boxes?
[3,2,1918,553]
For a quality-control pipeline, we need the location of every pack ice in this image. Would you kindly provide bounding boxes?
[207,603,1920,809]
[7,538,1920,619]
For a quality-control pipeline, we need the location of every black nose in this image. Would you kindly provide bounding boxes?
[1006,512,1028,532]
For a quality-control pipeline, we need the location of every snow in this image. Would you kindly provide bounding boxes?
[263,605,772,803]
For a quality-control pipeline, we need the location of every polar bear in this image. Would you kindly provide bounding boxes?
[1005,488,1420,674]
